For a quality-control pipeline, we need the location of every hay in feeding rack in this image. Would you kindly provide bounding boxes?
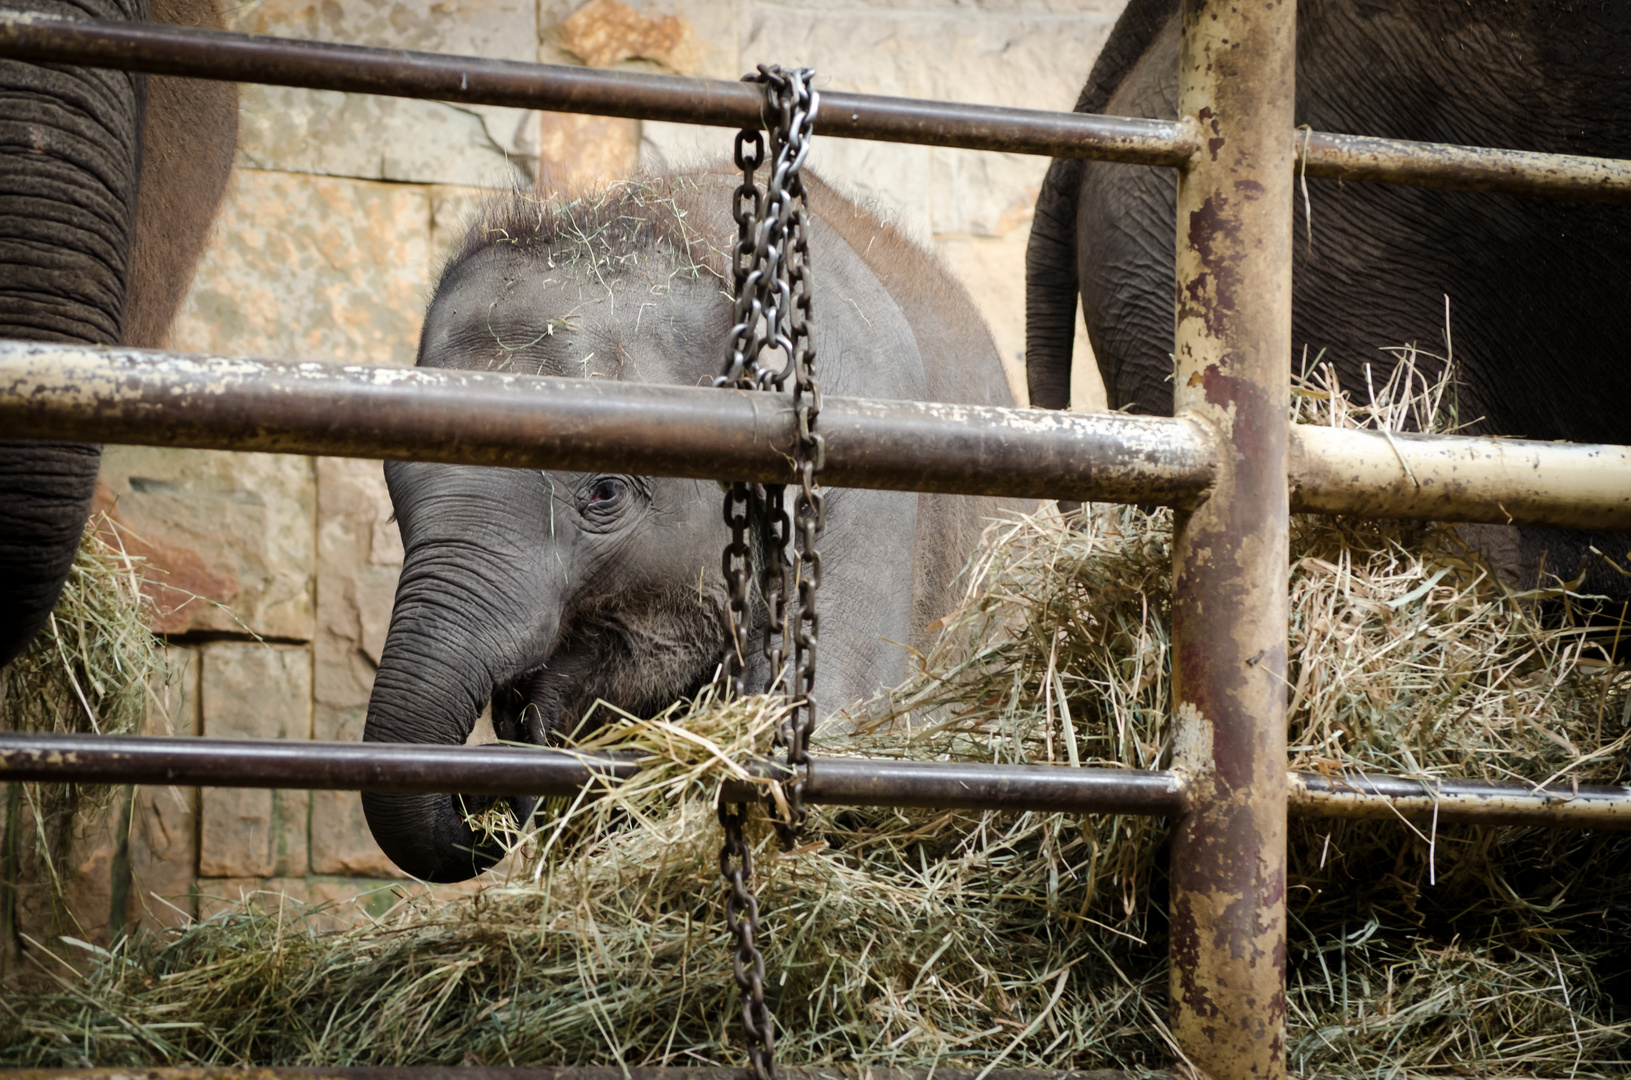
[1,688,1181,1071]
[1,513,175,932]
[0,512,165,745]
[3,358,1629,1076]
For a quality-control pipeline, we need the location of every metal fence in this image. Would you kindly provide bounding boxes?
[2,5,1629,1079]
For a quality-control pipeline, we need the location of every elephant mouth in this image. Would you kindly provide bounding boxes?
[487,637,723,753]
[484,600,730,752]
[489,664,568,747]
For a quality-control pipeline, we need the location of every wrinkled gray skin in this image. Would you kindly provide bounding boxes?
[0,0,236,667]
[364,169,1016,883]
[1027,0,1631,598]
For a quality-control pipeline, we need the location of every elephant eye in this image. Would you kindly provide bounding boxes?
[586,477,625,508]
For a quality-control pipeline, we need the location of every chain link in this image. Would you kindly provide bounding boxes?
[775,65,822,848]
[714,61,822,829]
[718,801,777,1080]
[713,63,821,1080]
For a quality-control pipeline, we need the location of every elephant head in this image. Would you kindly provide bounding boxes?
[361,190,741,882]
[0,0,234,666]
[362,172,1017,882]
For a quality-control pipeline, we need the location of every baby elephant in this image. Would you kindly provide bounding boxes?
[363,168,1016,882]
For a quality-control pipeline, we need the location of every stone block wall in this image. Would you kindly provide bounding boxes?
[7,0,1119,954]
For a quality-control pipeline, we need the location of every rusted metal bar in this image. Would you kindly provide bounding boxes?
[0,733,1189,816]
[0,342,1216,507]
[7,734,1628,829]
[1289,772,1631,830]
[4,14,1631,203]
[0,11,1195,167]
[12,1071,1131,1080]
[1288,424,1631,531]
[7,343,1631,529]
[735,756,1190,816]
[1298,129,1631,203]
[0,733,640,796]
[1166,0,1295,1076]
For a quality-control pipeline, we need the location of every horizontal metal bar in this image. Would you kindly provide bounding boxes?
[734,756,1191,816]
[0,342,1216,507]
[7,343,1631,529]
[1299,129,1631,204]
[0,12,1195,167]
[3,734,1627,830]
[3,15,1631,202]
[1288,423,1631,531]
[1290,772,1631,830]
[64,1071,1153,1080]
[0,733,641,796]
[0,734,1190,817]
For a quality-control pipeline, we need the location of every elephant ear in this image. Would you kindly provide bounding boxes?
[1024,0,1178,413]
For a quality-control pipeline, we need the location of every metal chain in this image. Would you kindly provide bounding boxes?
[782,126,822,843]
[714,63,821,820]
[717,801,777,1080]
[713,63,820,1080]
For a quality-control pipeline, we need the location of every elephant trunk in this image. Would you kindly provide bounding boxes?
[0,0,150,666]
[0,445,103,666]
[361,463,564,883]
[362,650,533,884]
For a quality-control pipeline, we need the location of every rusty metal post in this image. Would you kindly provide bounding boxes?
[1166,1,1294,1078]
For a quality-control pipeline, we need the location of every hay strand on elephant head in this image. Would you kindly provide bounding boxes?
[3,359,1629,1076]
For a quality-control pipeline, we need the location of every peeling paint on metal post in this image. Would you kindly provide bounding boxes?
[1168,1,1294,1078]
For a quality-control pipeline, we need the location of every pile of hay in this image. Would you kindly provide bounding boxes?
[0,513,164,743]
[2,362,1629,1076]
[1,514,174,934]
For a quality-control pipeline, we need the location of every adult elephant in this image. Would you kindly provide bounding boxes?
[0,0,236,667]
[362,169,1016,883]
[1027,0,1631,597]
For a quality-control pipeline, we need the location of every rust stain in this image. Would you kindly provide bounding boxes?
[1169,0,1294,1074]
